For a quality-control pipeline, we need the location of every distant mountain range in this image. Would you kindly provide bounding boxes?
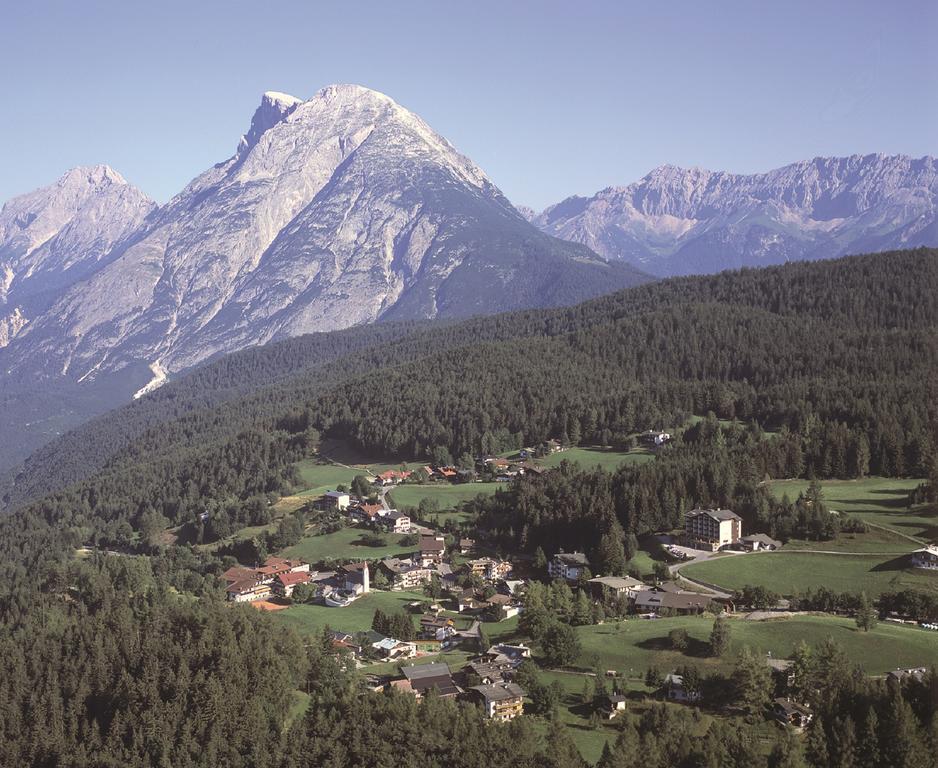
[0,84,648,472]
[530,155,938,275]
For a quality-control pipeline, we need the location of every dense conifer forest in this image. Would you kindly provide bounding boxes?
[0,249,936,766]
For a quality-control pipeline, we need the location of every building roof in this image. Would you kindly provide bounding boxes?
[324,490,349,499]
[222,566,257,584]
[740,533,782,547]
[687,507,741,522]
[401,662,452,680]
[420,536,446,553]
[276,572,310,587]
[588,576,645,590]
[913,545,938,556]
[470,682,525,703]
[774,698,812,716]
[400,662,459,696]
[634,589,713,611]
[553,551,589,565]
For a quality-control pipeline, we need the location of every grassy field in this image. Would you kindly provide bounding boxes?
[767,477,933,540]
[272,589,431,638]
[281,526,414,565]
[389,482,501,510]
[782,526,914,553]
[574,614,938,678]
[537,446,655,471]
[682,551,938,597]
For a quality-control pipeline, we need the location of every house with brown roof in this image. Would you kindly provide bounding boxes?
[399,662,460,698]
[273,571,311,597]
[773,698,814,730]
[633,588,714,615]
[418,535,446,567]
[469,682,525,720]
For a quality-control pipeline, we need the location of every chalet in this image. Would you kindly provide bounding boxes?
[379,557,431,590]
[459,538,476,554]
[456,588,488,614]
[485,593,519,621]
[418,535,447,567]
[376,470,412,486]
[738,533,782,552]
[588,575,645,600]
[350,502,384,523]
[603,693,628,719]
[419,614,456,641]
[887,667,928,684]
[469,682,525,720]
[372,636,417,661]
[482,643,531,669]
[338,561,370,594]
[463,660,510,685]
[467,557,512,581]
[273,571,311,597]
[439,467,458,480]
[684,508,742,551]
[639,430,672,447]
[322,490,350,511]
[548,551,590,581]
[377,509,412,534]
[545,439,563,453]
[518,462,546,477]
[633,588,714,615]
[400,662,460,698]
[663,673,700,703]
[910,545,938,569]
[254,556,310,582]
[773,698,814,730]
[225,580,271,602]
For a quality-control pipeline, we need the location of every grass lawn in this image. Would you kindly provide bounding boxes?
[284,691,311,730]
[767,477,934,540]
[682,551,938,597]
[782,525,914,553]
[272,589,431,638]
[538,446,655,471]
[281,526,414,565]
[389,482,501,510]
[574,614,938,678]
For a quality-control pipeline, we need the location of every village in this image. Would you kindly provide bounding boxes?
[216,432,936,743]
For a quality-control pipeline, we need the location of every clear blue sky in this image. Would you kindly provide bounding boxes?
[2,1,936,209]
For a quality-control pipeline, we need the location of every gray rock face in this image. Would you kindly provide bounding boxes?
[1,84,646,389]
[0,165,155,345]
[533,155,938,276]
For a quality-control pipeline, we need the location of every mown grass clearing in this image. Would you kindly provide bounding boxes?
[280,526,414,565]
[682,550,938,597]
[537,446,655,471]
[389,482,501,510]
[272,589,431,638]
[573,614,937,678]
[767,477,933,540]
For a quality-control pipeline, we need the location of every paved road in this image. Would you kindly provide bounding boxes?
[668,546,740,598]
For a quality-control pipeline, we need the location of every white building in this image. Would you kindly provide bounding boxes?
[323,491,351,510]
[685,508,742,551]
[548,551,590,581]
[911,545,938,569]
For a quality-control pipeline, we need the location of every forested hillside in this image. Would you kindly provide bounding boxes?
[0,248,936,766]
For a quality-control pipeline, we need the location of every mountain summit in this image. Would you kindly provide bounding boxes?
[0,84,648,470]
[533,154,938,275]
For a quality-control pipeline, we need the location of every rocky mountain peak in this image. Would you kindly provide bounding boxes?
[237,91,303,156]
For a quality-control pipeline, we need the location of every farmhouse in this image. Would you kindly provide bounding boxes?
[467,557,513,581]
[225,579,271,602]
[640,430,672,447]
[773,698,814,730]
[222,556,310,601]
[633,588,714,615]
[548,551,590,581]
[273,571,311,597]
[322,490,350,510]
[376,470,412,486]
[588,575,645,600]
[603,693,628,719]
[379,557,431,590]
[684,507,742,551]
[350,502,384,523]
[418,535,446,566]
[469,682,525,720]
[377,509,411,534]
[910,545,938,569]
[400,662,460,698]
[663,673,700,703]
[738,533,782,551]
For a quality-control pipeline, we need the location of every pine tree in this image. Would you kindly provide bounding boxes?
[855,591,878,632]
[709,616,731,657]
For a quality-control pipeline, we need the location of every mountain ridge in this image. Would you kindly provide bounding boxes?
[532,153,938,275]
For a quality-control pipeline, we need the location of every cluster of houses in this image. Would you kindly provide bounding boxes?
[222,555,372,605]
[360,643,532,720]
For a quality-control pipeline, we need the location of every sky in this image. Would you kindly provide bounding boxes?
[2,1,936,210]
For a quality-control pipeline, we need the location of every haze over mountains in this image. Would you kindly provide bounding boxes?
[0,84,647,472]
[531,154,938,276]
